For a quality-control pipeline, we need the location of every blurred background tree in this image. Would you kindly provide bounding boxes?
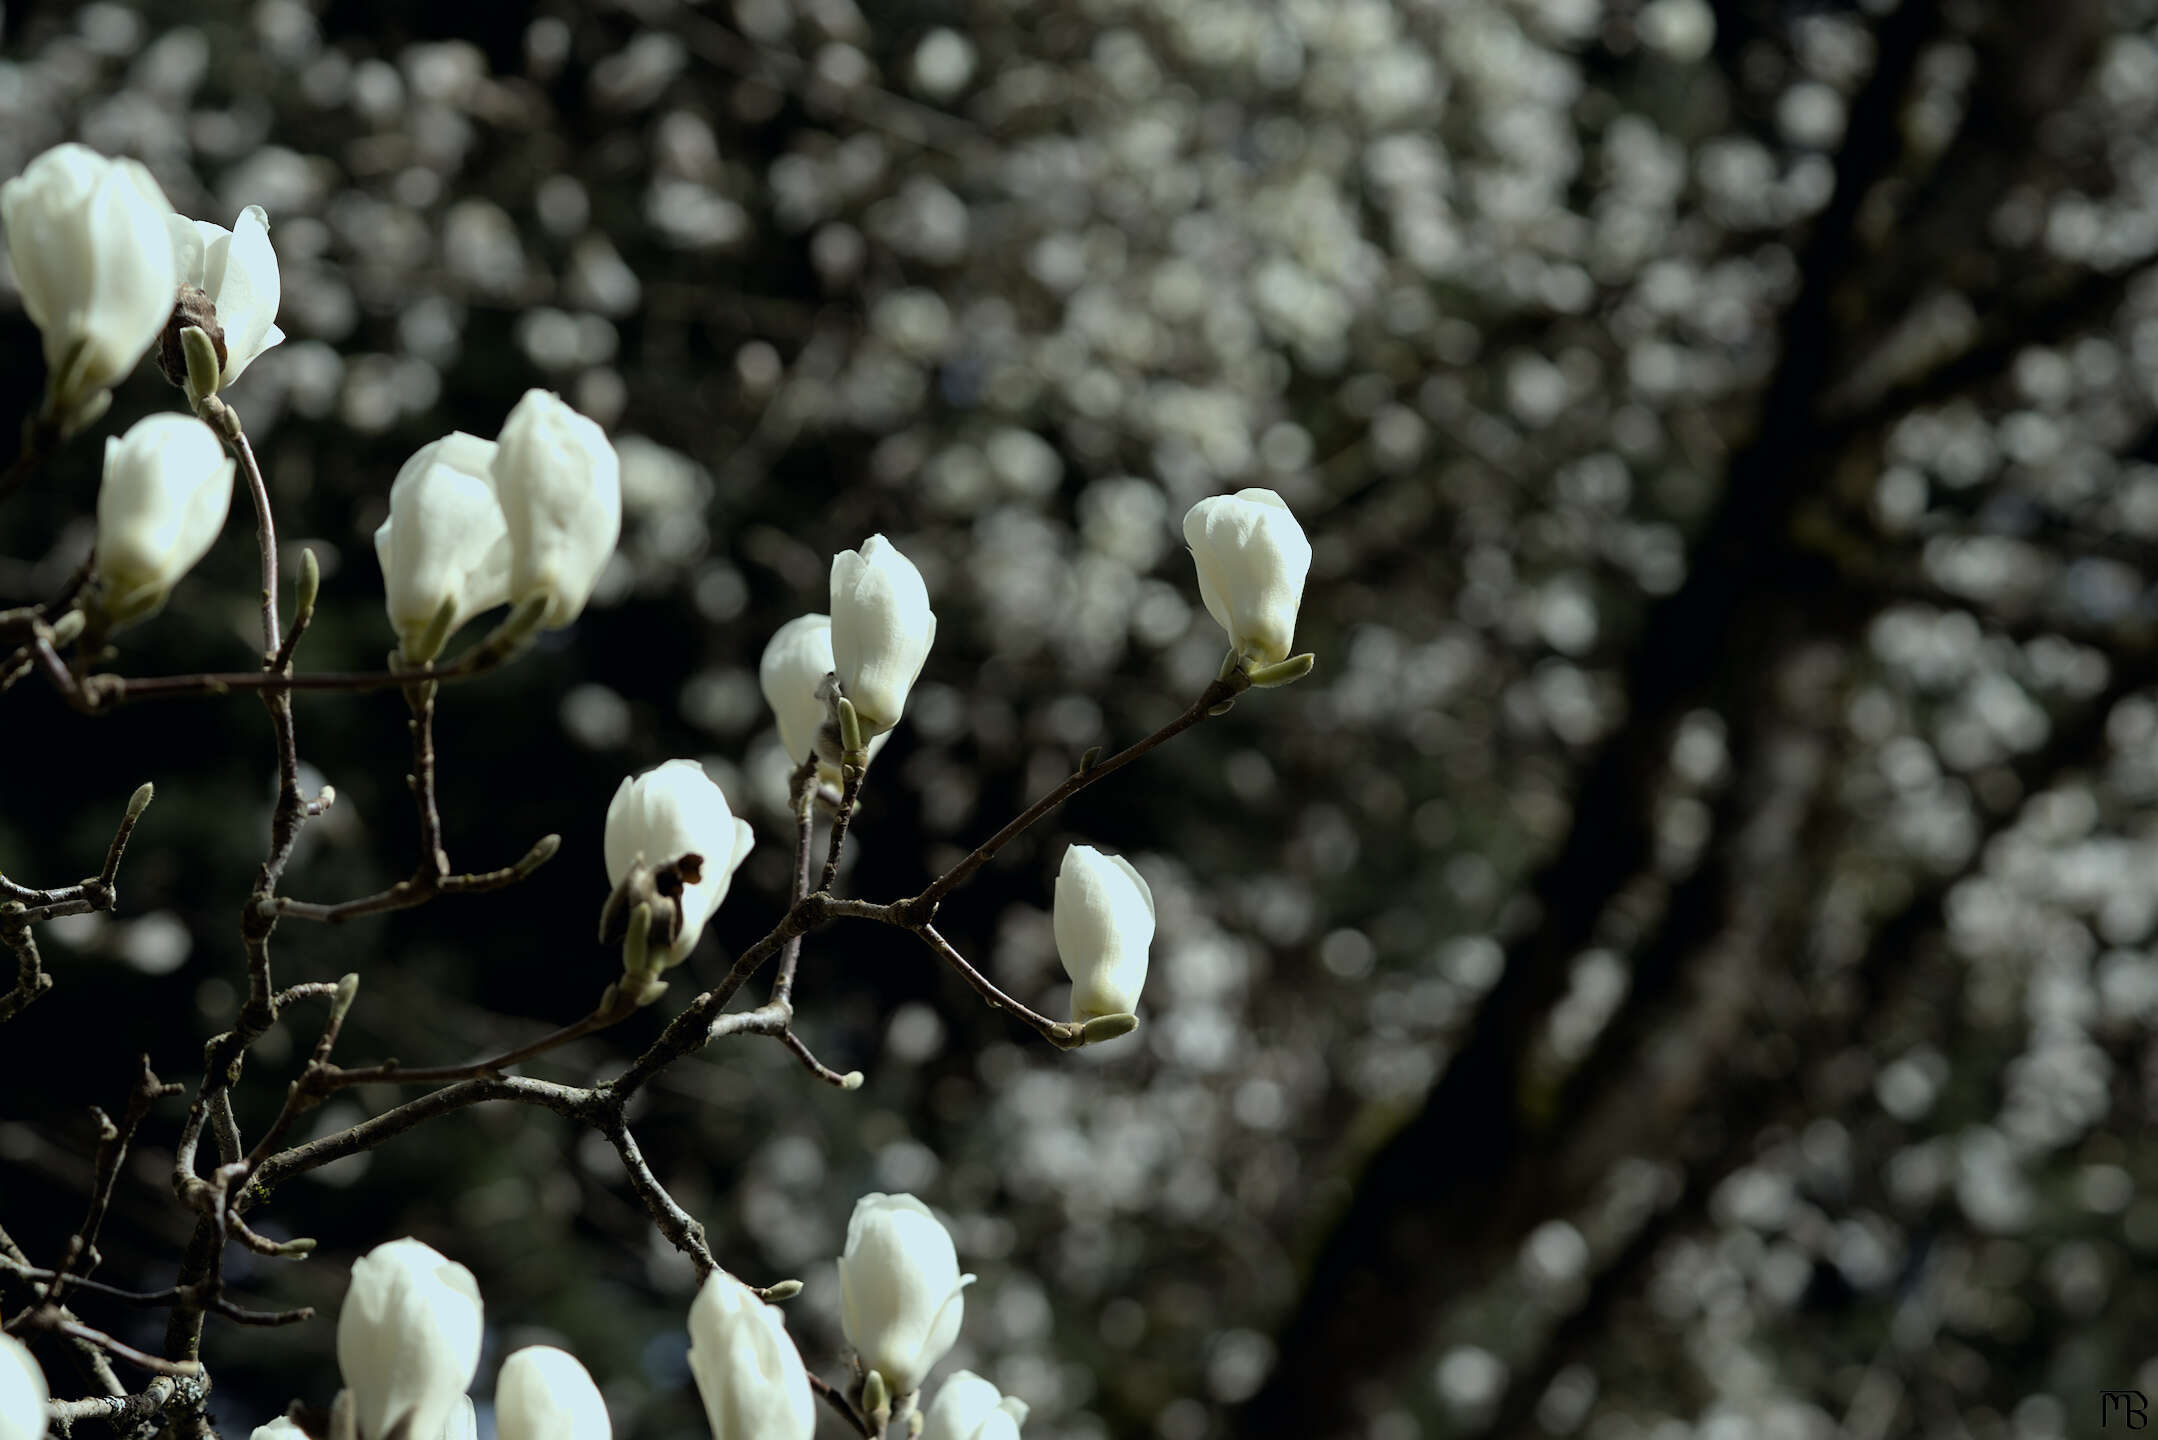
[6,0,2158,1436]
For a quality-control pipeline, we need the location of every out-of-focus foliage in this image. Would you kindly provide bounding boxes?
[6,0,2158,1437]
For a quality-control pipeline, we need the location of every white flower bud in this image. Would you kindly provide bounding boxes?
[1,143,178,415]
[759,613,837,767]
[686,1271,815,1440]
[374,432,512,662]
[167,205,284,391]
[829,535,936,737]
[921,1372,1029,1440]
[1182,488,1312,666]
[0,1333,47,1440]
[837,1193,974,1399]
[495,1347,610,1440]
[334,1237,484,1440]
[248,1419,310,1440]
[94,413,235,625]
[603,760,754,968]
[1052,845,1153,1023]
[492,389,622,630]
[757,613,890,776]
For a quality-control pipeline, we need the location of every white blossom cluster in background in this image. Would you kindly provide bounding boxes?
[8,0,2158,1435]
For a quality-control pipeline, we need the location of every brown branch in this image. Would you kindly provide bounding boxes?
[263,833,560,924]
[46,1373,209,1435]
[811,1373,873,1438]
[303,996,636,1095]
[0,783,154,1022]
[770,759,818,1008]
[912,672,1243,916]
[41,1058,180,1310]
[593,1110,717,1276]
[818,765,864,896]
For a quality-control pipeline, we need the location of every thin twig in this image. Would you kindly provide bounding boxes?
[818,765,863,896]
[770,759,818,1008]
[810,1373,873,1438]
[911,673,1243,916]
[42,1058,179,1309]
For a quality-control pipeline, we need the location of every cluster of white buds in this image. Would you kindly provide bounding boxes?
[599,759,755,1002]
[1,143,292,423]
[333,1239,613,1440]
[373,390,621,663]
[326,1200,994,1440]
[0,1333,47,1440]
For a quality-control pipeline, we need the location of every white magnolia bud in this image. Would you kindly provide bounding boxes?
[757,613,889,775]
[167,204,284,390]
[921,1372,1029,1440]
[492,389,621,630]
[0,143,178,414]
[603,760,754,968]
[837,1193,974,1399]
[829,535,936,737]
[1182,488,1312,666]
[94,413,235,625]
[0,1333,47,1440]
[1052,845,1153,1024]
[335,1237,484,1440]
[374,432,512,661]
[495,1347,610,1440]
[686,1270,815,1440]
[248,1419,310,1440]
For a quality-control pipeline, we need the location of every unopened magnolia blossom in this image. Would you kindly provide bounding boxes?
[1183,488,1312,667]
[686,1270,815,1440]
[248,1419,308,1440]
[94,413,235,626]
[374,432,512,661]
[0,143,177,418]
[492,389,621,631]
[603,760,754,968]
[758,613,890,776]
[1052,845,1154,1024]
[921,1372,1030,1440]
[495,1346,610,1440]
[829,535,936,738]
[167,204,284,392]
[334,1237,484,1440]
[837,1192,974,1398]
[0,1334,46,1440]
